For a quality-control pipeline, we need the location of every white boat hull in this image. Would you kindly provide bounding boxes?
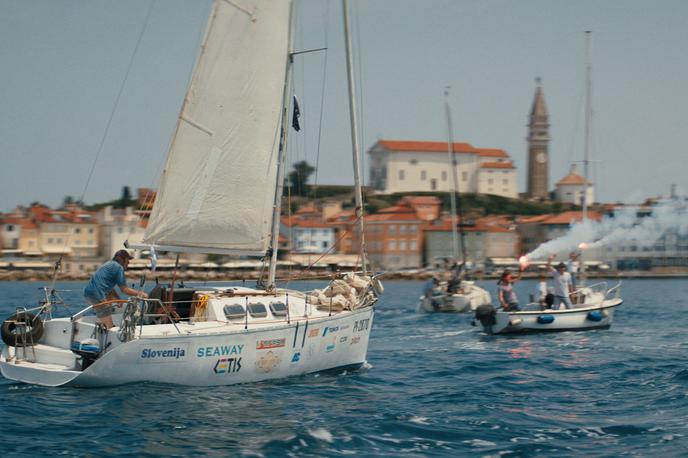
[476,299,621,334]
[417,282,492,313]
[1,286,376,387]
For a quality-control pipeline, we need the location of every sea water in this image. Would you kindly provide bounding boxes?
[1,278,687,456]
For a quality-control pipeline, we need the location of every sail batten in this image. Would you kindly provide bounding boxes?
[142,0,291,255]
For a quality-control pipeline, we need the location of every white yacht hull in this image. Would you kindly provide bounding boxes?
[1,286,376,387]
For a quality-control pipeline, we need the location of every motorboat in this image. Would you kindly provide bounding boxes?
[474,281,622,334]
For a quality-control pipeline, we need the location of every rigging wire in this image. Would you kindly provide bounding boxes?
[77,0,157,212]
[353,0,367,187]
[50,0,156,272]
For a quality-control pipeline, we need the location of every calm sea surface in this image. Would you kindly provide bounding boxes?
[1,278,687,457]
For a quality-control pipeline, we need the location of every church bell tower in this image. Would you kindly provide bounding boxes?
[527,78,550,199]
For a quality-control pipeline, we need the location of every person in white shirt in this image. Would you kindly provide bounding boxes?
[547,255,574,309]
[533,275,551,309]
[566,251,580,287]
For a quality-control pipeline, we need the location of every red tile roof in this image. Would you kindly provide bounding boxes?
[518,214,552,224]
[480,161,514,169]
[424,216,512,233]
[292,220,333,229]
[375,139,478,154]
[556,169,590,185]
[543,211,603,225]
[476,148,509,158]
[365,213,423,222]
[401,196,442,205]
[378,205,415,214]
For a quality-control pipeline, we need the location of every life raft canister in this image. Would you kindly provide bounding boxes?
[537,314,555,324]
[1,311,44,347]
[586,310,604,322]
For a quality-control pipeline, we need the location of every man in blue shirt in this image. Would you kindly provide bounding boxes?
[84,249,148,329]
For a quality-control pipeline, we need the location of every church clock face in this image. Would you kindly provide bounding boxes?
[536,152,547,163]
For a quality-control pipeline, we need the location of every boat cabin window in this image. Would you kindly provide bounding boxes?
[223,304,245,321]
[247,302,268,318]
[269,301,288,317]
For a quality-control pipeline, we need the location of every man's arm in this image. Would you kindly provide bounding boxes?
[119,285,148,298]
[546,255,555,272]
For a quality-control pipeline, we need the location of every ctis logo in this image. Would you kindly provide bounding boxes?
[214,357,242,374]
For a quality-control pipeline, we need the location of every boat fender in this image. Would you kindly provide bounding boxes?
[509,318,523,326]
[71,338,101,354]
[1,311,44,347]
[537,314,555,324]
[586,311,604,322]
[372,279,384,296]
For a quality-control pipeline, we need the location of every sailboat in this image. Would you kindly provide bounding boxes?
[417,89,491,313]
[0,0,382,387]
[474,31,622,334]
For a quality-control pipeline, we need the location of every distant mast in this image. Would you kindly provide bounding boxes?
[342,0,367,274]
[444,88,460,264]
[580,30,593,285]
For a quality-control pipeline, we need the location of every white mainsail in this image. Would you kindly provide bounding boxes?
[143,0,291,255]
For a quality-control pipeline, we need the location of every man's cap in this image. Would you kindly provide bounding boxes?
[114,249,134,260]
[556,262,566,269]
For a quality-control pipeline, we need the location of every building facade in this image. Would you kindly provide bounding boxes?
[555,164,595,205]
[368,140,518,198]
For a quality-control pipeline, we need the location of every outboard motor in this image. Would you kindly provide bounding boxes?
[474,303,497,333]
[71,338,101,371]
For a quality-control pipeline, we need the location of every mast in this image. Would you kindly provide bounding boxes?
[580,30,592,285]
[267,1,296,289]
[342,0,367,274]
[444,88,468,273]
[444,88,459,264]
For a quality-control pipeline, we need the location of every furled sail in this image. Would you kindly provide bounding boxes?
[143,0,291,255]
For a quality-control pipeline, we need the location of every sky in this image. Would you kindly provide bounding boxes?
[0,0,686,212]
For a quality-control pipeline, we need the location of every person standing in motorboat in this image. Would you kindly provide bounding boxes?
[497,267,523,311]
[84,249,148,329]
[532,274,553,310]
[547,255,574,310]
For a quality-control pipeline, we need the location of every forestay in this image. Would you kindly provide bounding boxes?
[143,0,291,255]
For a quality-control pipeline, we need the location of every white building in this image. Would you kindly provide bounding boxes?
[97,206,146,258]
[555,164,595,205]
[368,139,518,198]
[281,218,336,254]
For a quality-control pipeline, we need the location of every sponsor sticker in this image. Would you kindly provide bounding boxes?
[308,328,320,338]
[197,344,243,358]
[213,357,242,374]
[256,338,286,350]
[291,352,301,363]
[322,326,339,337]
[256,351,282,373]
[138,343,189,363]
[339,336,348,343]
[350,336,361,345]
[326,344,336,353]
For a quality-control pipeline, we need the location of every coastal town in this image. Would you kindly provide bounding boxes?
[1,83,686,281]
[2,125,686,282]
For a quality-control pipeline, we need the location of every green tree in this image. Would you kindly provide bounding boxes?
[288,161,315,196]
[117,186,132,209]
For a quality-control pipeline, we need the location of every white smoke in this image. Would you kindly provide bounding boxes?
[525,197,688,261]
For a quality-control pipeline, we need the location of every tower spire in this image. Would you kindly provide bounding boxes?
[527,77,550,199]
